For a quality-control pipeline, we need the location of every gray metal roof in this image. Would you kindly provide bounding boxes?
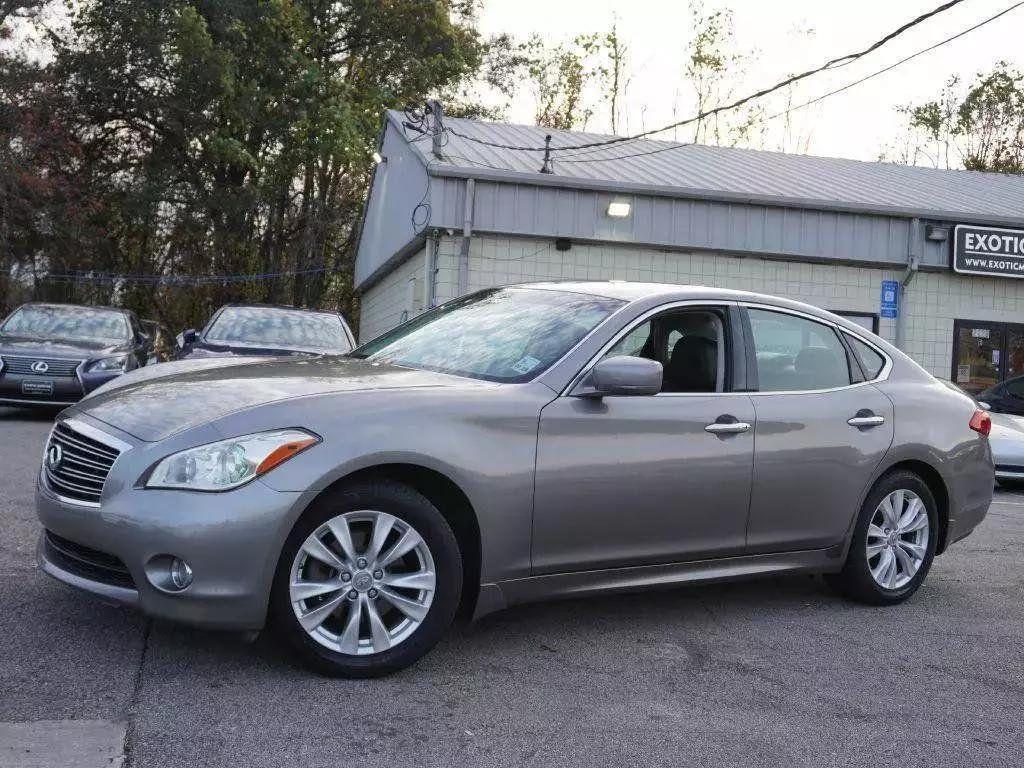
[389,110,1024,227]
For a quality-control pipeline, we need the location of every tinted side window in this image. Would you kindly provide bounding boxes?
[748,309,851,392]
[844,333,886,380]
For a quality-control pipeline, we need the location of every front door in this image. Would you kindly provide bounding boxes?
[742,307,895,552]
[531,306,756,574]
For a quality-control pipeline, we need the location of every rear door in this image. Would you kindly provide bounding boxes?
[742,306,894,552]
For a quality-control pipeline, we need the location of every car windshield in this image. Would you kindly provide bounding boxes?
[205,307,352,352]
[0,305,129,343]
[351,287,623,383]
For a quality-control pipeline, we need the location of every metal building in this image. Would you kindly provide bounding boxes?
[355,108,1024,394]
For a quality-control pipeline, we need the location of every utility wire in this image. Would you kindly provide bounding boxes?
[445,0,969,154]
[765,0,1024,122]
[454,0,1021,169]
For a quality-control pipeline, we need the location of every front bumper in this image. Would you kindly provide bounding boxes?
[36,469,306,631]
[0,369,123,407]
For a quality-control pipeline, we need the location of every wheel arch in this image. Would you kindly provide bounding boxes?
[874,459,951,554]
[295,463,483,621]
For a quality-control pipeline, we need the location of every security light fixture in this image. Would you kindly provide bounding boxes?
[925,224,949,242]
[607,201,631,218]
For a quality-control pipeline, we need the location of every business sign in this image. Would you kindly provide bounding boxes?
[953,224,1024,277]
[880,280,900,319]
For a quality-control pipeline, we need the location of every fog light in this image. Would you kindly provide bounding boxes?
[170,558,193,590]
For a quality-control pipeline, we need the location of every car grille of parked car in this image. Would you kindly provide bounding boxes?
[43,530,135,589]
[44,422,121,504]
[1,355,83,377]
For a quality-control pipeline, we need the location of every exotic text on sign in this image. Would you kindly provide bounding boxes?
[954,225,1024,277]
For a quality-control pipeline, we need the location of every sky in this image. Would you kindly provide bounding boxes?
[477,0,1023,163]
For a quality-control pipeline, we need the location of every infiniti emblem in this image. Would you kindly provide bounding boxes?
[30,360,49,374]
[46,443,63,470]
[353,572,373,590]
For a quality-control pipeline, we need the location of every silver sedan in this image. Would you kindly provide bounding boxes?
[35,283,994,676]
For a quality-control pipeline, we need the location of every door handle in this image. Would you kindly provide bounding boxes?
[705,421,751,434]
[847,415,885,427]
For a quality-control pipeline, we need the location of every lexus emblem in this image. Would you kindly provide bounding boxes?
[46,444,63,470]
[30,360,49,374]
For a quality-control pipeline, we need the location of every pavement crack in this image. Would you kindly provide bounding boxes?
[122,618,152,768]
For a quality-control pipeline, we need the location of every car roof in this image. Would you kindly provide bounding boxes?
[516,280,829,312]
[216,303,341,315]
[15,302,128,314]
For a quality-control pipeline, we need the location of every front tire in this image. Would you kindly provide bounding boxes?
[826,470,937,605]
[270,480,462,677]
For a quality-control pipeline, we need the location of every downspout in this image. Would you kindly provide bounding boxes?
[895,217,921,351]
[458,178,475,296]
[425,231,440,309]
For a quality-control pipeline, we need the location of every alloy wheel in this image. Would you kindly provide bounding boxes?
[289,510,437,655]
[865,489,930,590]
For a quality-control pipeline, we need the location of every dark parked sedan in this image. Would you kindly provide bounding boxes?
[977,374,1024,416]
[35,283,993,677]
[178,304,355,360]
[0,303,149,407]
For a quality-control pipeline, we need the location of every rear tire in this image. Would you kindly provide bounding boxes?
[826,470,937,605]
[270,480,462,677]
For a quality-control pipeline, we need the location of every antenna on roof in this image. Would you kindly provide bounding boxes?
[540,135,554,174]
[426,99,445,159]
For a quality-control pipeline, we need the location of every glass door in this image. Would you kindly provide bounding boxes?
[1006,327,1024,382]
[953,321,1004,394]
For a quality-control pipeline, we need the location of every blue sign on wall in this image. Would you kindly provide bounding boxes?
[880,280,900,319]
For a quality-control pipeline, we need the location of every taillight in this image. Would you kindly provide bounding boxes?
[969,409,991,437]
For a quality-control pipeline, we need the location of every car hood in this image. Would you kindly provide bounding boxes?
[64,355,482,442]
[0,334,128,358]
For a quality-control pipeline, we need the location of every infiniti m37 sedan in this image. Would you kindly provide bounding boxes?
[36,283,993,676]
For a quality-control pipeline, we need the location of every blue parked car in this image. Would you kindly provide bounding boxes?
[178,304,356,360]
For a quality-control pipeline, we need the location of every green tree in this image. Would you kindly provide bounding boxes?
[8,0,494,331]
[892,63,1024,173]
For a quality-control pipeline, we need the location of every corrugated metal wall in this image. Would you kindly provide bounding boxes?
[355,124,956,291]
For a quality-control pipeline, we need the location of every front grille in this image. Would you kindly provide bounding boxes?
[1,355,82,377]
[44,530,135,589]
[43,422,121,504]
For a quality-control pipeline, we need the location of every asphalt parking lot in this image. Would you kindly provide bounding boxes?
[1,407,1023,768]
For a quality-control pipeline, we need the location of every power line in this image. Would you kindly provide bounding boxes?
[445,0,969,154]
[445,0,1021,169]
[766,0,1024,122]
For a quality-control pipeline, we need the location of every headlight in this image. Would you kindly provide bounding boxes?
[86,355,129,373]
[145,429,319,491]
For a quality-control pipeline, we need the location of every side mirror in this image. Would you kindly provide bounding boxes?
[978,401,991,411]
[577,356,663,397]
[182,329,198,345]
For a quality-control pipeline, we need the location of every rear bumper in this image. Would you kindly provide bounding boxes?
[994,464,1024,481]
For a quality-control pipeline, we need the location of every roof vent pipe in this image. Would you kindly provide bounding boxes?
[540,135,554,174]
